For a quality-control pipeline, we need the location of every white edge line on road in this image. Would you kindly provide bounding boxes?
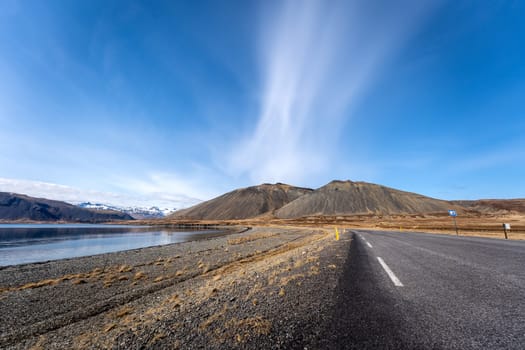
[366,241,373,248]
[377,257,404,287]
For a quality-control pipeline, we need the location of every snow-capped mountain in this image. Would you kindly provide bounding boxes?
[77,202,176,219]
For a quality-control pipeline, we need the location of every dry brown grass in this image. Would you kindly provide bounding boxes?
[103,323,116,332]
[227,316,272,343]
[310,265,320,275]
[0,265,142,294]
[72,279,87,285]
[279,273,305,287]
[27,335,48,350]
[117,265,133,273]
[151,212,525,241]
[166,294,182,305]
[133,271,147,280]
[19,279,60,290]
[228,232,278,245]
[154,275,167,283]
[115,306,133,318]
[200,304,229,330]
[245,282,264,301]
[148,332,167,345]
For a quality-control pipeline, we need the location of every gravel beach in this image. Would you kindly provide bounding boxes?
[0,226,352,349]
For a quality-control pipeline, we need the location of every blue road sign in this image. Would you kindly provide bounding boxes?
[448,210,457,217]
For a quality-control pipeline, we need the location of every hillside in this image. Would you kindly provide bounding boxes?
[275,180,453,219]
[170,183,313,220]
[451,199,525,214]
[0,192,133,223]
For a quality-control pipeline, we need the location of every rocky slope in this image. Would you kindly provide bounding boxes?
[451,199,525,214]
[170,183,313,220]
[275,180,453,218]
[0,192,133,223]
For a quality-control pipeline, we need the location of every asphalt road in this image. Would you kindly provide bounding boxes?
[322,230,525,349]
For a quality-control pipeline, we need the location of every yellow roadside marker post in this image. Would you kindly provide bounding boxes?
[335,227,340,241]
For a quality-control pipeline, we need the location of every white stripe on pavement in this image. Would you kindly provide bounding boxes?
[377,257,404,287]
[359,235,373,248]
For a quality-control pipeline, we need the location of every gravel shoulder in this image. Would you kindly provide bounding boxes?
[0,226,352,349]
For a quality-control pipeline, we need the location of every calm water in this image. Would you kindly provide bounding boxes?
[0,224,228,267]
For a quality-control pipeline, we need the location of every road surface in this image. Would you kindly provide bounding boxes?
[323,230,525,349]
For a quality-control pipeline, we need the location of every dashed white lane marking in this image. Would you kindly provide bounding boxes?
[359,235,373,248]
[377,257,404,287]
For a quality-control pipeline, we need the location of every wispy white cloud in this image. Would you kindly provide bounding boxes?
[229,0,439,185]
[111,171,222,204]
[0,177,201,209]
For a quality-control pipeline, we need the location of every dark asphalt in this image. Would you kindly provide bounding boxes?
[322,230,525,349]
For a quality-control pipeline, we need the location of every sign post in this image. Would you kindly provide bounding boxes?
[502,223,511,240]
[448,210,458,236]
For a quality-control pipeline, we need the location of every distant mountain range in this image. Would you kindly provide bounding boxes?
[77,202,176,219]
[0,192,133,223]
[3,181,523,223]
[170,180,524,220]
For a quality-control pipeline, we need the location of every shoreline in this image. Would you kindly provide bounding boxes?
[0,225,245,270]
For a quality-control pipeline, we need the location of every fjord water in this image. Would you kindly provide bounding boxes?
[0,224,228,266]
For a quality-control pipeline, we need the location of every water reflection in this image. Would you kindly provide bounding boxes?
[0,224,228,266]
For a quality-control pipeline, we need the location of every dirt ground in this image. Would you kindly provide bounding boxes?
[145,212,525,240]
[0,226,351,349]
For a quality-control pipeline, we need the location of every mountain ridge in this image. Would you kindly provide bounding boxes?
[275,180,453,218]
[0,192,133,223]
[170,183,313,220]
[77,202,176,219]
[171,180,467,220]
[451,199,525,214]
[4,181,523,223]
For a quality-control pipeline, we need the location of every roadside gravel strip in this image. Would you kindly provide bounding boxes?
[0,226,352,349]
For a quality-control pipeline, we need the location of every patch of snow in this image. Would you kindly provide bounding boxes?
[77,202,176,219]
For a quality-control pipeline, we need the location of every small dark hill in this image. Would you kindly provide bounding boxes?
[275,180,453,218]
[0,192,133,222]
[171,183,313,220]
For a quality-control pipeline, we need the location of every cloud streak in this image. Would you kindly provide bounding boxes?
[229,0,438,185]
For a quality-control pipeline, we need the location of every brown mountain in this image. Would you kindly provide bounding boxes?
[0,192,133,223]
[451,199,525,214]
[275,180,453,219]
[170,183,313,220]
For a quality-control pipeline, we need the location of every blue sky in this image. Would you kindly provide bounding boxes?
[1,0,524,208]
